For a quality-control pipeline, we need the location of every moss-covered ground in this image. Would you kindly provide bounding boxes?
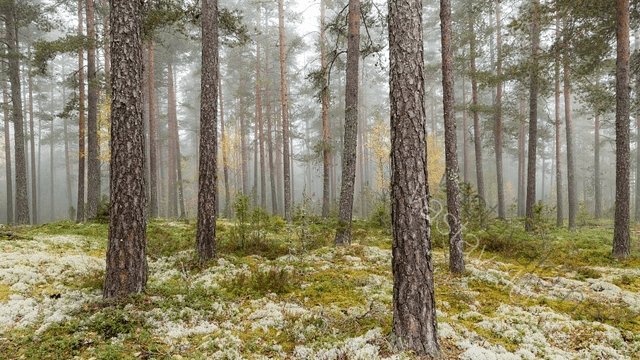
[0,215,638,359]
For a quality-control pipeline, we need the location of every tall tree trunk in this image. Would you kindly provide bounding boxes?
[613,0,631,258]
[469,19,484,201]
[256,12,266,210]
[240,71,248,196]
[167,62,179,218]
[28,58,37,224]
[494,2,504,219]
[62,65,72,216]
[335,0,360,245]
[635,38,640,222]
[462,76,469,184]
[277,0,292,221]
[595,110,601,219]
[518,97,526,217]
[563,31,576,231]
[321,0,330,218]
[389,0,441,355]
[2,61,13,224]
[197,0,219,261]
[525,0,540,231]
[103,0,148,298]
[77,0,85,223]
[146,40,158,218]
[253,120,258,207]
[265,49,278,215]
[441,0,464,273]
[175,125,186,219]
[87,0,100,220]
[102,0,110,84]
[50,85,55,221]
[555,16,563,227]
[219,64,230,217]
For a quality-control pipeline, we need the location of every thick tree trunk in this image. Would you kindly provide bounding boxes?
[4,0,29,225]
[321,0,330,218]
[278,0,292,221]
[494,2,504,220]
[103,0,148,298]
[389,0,441,355]
[564,41,576,231]
[525,1,540,232]
[2,65,13,224]
[28,61,37,224]
[555,17,563,227]
[335,0,359,246]
[77,0,85,223]
[147,40,158,218]
[613,0,631,258]
[441,0,464,273]
[469,19,484,201]
[197,0,219,262]
[87,0,100,220]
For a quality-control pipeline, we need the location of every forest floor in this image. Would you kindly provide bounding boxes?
[0,214,639,359]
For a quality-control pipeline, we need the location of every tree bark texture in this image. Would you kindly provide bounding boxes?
[87,0,100,220]
[389,0,441,355]
[147,40,158,218]
[4,0,29,225]
[440,0,464,274]
[196,0,219,262]
[278,0,292,222]
[77,0,85,223]
[335,0,360,246]
[613,0,631,259]
[103,0,148,298]
[525,1,540,232]
[469,19,484,201]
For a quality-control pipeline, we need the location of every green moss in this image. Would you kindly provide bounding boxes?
[0,283,11,301]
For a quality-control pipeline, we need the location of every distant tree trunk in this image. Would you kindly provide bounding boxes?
[335,0,359,246]
[50,85,55,221]
[321,0,330,218]
[240,72,248,196]
[87,0,100,220]
[61,66,73,216]
[278,0,292,221]
[595,110,601,219]
[525,0,540,232]
[265,49,278,215]
[389,0,441,355]
[197,0,219,262]
[256,11,266,210]
[518,97,526,217]
[28,59,37,224]
[147,40,158,218]
[253,120,258,207]
[102,0,110,84]
[554,16,563,227]
[441,0,464,273]
[275,106,283,215]
[2,60,13,224]
[635,47,640,222]
[76,0,85,223]
[167,62,179,217]
[219,65,230,217]
[494,2,504,219]
[469,19,484,201]
[175,123,186,219]
[462,76,469,184]
[613,0,631,258]
[103,0,148,298]
[563,32,576,231]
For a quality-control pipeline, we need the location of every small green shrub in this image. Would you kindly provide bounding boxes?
[221,267,299,297]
